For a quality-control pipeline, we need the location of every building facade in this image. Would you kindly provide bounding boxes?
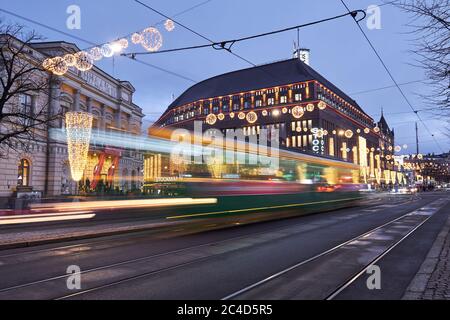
[152,57,397,185]
[0,37,145,205]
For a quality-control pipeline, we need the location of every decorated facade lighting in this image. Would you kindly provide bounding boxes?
[65,112,93,182]
[50,56,69,76]
[206,114,217,125]
[291,106,304,119]
[101,44,114,58]
[42,58,53,71]
[165,19,175,32]
[246,111,258,124]
[230,112,235,119]
[63,54,76,67]
[344,130,354,139]
[140,27,163,52]
[356,129,361,134]
[272,110,281,117]
[89,47,103,61]
[282,107,288,114]
[318,101,327,110]
[131,32,143,44]
[364,128,370,134]
[395,146,402,153]
[238,112,246,120]
[374,126,380,133]
[306,104,315,112]
[262,110,268,117]
[217,113,225,121]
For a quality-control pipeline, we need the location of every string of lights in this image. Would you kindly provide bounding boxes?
[339,0,445,153]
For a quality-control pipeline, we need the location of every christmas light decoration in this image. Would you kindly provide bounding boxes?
[306,104,315,112]
[364,128,370,134]
[318,101,327,110]
[246,111,258,124]
[282,107,288,114]
[395,146,402,153]
[230,112,235,119]
[101,44,114,58]
[403,144,408,149]
[89,47,103,61]
[262,110,268,117]
[131,33,143,44]
[344,130,354,139]
[272,110,281,117]
[292,106,304,119]
[50,57,69,76]
[218,113,225,121]
[206,114,217,125]
[63,54,76,67]
[165,19,175,32]
[74,51,93,71]
[374,126,380,133]
[118,38,129,49]
[140,27,163,52]
[110,41,123,54]
[65,112,93,182]
[238,112,246,120]
[357,129,361,134]
[42,58,53,71]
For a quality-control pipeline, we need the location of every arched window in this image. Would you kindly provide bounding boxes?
[17,159,30,187]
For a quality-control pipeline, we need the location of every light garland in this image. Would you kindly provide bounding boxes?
[51,57,69,76]
[63,54,76,67]
[74,51,94,71]
[65,112,93,182]
[306,104,315,112]
[344,130,354,139]
[89,47,103,61]
[318,101,327,110]
[131,32,143,44]
[140,27,163,52]
[101,44,114,58]
[292,106,304,119]
[238,112,246,120]
[206,114,217,125]
[262,110,268,117]
[218,113,225,121]
[165,19,175,32]
[246,111,258,124]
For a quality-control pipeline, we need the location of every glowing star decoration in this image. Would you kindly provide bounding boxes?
[364,128,370,134]
[218,113,225,121]
[206,114,217,125]
[357,129,361,134]
[318,101,327,110]
[164,19,175,32]
[74,51,93,71]
[101,44,114,58]
[238,112,246,120]
[65,112,93,182]
[131,33,143,44]
[63,54,77,67]
[230,112,235,119]
[282,107,288,114]
[246,111,258,124]
[306,104,315,112]
[89,47,103,61]
[42,58,53,71]
[344,130,354,139]
[50,57,69,76]
[292,106,304,119]
[374,126,380,133]
[262,110,268,117]
[140,27,163,52]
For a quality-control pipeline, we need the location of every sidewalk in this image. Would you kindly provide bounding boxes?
[403,214,450,300]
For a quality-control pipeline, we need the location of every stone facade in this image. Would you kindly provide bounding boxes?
[0,38,145,203]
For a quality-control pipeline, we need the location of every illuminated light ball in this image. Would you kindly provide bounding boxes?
[74,51,94,71]
[374,126,380,133]
[42,58,54,71]
[418,154,423,160]
[316,130,324,139]
[89,47,103,61]
[229,112,235,119]
[282,107,288,114]
[386,155,392,160]
[388,146,393,151]
[206,113,217,125]
[272,110,281,117]
[164,19,175,32]
[318,101,327,110]
[403,144,408,149]
[364,128,370,134]
[323,130,329,136]
[306,104,315,112]
[366,148,370,154]
[246,111,258,124]
[140,27,163,52]
[63,54,77,67]
[291,106,304,119]
[371,147,375,152]
[303,128,308,132]
[346,148,351,153]
[332,130,337,135]
[118,38,129,49]
[131,32,143,44]
[296,127,302,133]
[217,113,225,121]
[338,130,345,136]
[110,41,123,54]
[262,110,268,117]
[101,44,114,58]
[51,56,69,76]
[238,112,246,120]
[344,130,354,139]
[357,129,361,134]
[395,146,402,153]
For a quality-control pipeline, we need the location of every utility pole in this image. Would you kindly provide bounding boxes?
[416,122,420,155]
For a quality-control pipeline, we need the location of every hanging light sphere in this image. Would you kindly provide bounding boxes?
[89,47,103,61]
[374,126,381,133]
[395,146,402,153]
[42,58,54,71]
[306,104,315,112]
[74,51,94,71]
[131,32,143,44]
[218,113,225,121]
[63,54,77,67]
[364,128,370,134]
[140,27,163,52]
[238,112,246,120]
[246,111,258,124]
[282,107,288,114]
[272,109,281,117]
[318,101,327,110]
[229,112,235,119]
[65,112,93,182]
[206,114,217,125]
[101,44,114,58]
[344,130,354,139]
[51,56,69,76]
[292,106,304,119]
[118,38,129,49]
[164,19,175,32]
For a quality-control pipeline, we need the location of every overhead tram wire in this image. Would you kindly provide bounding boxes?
[339,0,444,153]
[0,8,198,84]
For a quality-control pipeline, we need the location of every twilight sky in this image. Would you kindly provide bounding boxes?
[1,0,448,154]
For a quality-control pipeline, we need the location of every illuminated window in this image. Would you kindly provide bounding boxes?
[294,93,302,102]
[255,100,262,107]
[329,138,335,156]
[267,98,275,106]
[17,159,30,187]
[280,96,287,104]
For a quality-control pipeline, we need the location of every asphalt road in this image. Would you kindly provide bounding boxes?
[0,192,448,300]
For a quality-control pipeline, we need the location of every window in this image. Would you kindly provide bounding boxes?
[294,93,302,102]
[19,94,33,126]
[255,100,262,107]
[233,103,240,111]
[244,101,251,109]
[17,159,30,187]
[280,96,287,104]
[267,97,275,106]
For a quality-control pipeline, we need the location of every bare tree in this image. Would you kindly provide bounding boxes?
[390,1,449,114]
[0,22,60,157]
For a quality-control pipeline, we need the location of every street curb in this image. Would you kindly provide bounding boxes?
[402,214,450,300]
[0,221,184,251]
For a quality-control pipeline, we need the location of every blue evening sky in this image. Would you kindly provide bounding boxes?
[1,0,447,154]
